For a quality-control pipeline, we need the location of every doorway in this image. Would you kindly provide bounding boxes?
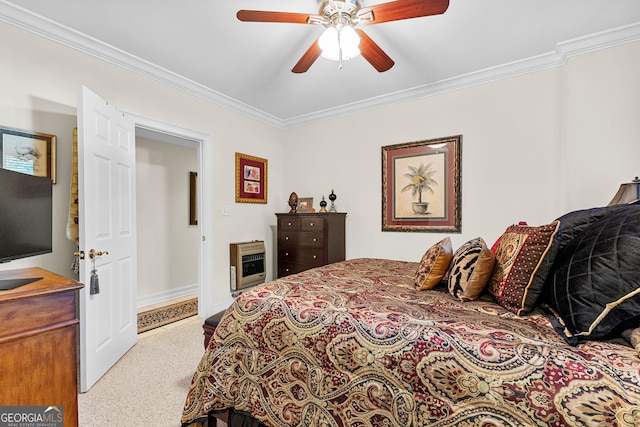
[135,131,199,332]
[126,112,212,325]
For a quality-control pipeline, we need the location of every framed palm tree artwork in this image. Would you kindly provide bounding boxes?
[382,135,461,232]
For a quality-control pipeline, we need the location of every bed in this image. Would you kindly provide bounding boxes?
[182,204,640,427]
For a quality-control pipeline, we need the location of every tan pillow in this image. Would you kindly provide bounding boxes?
[415,237,453,290]
[448,237,495,301]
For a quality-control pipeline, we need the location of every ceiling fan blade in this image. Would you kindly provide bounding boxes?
[292,39,322,73]
[356,30,394,72]
[237,10,315,24]
[359,0,449,24]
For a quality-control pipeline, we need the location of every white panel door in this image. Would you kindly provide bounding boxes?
[77,86,137,392]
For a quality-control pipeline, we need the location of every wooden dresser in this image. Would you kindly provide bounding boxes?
[276,212,346,278]
[0,267,83,427]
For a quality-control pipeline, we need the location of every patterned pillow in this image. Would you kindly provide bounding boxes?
[490,221,528,253]
[448,237,495,301]
[415,237,453,290]
[487,221,559,315]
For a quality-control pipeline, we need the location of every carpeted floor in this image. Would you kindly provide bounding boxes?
[79,316,226,427]
[137,298,199,333]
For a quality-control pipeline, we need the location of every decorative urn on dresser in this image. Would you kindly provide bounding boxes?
[276,212,346,278]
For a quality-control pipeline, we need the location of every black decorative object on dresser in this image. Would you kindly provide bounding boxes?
[276,213,346,278]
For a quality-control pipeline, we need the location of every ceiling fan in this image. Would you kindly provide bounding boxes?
[237,0,450,73]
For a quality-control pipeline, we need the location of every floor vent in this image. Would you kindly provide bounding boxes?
[137,298,198,333]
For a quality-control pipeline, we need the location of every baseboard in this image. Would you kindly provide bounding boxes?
[137,284,198,309]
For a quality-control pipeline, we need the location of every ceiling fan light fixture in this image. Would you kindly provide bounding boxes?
[237,0,450,73]
[318,25,361,61]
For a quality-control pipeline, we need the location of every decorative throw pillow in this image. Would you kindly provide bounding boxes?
[543,204,640,344]
[487,221,559,315]
[550,206,615,253]
[448,237,495,301]
[490,221,528,253]
[415,237,453,290]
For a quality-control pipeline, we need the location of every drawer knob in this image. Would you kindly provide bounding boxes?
[285,236,289,240]
[288,222,292,226]
[313,255,317,259]
[285,252,289,256]
[313,238,317,242]
[310,222,314,226]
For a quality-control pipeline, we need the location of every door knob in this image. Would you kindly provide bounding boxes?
[89,249,109,259]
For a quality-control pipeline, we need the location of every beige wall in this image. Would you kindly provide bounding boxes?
[282,68,564,260]
[563,43,640,210]
[282,41,640,261]
[0,20,638,314]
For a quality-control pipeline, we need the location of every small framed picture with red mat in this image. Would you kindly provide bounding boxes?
[235,152,268,203]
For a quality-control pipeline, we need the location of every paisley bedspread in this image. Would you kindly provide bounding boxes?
[182,258,640,426]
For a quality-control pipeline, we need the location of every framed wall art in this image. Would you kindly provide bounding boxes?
[235,152,268,204]
[189,171,198,225]
[0,126,56,183]
[382,135,461,232]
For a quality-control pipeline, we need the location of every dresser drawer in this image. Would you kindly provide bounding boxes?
[278,216,301,230]
[279,247,324,265]
[0,290,77,342]
[279,231,324,249]
[300,217,324,231]
[278,260,324,278]
[278,263,307,277]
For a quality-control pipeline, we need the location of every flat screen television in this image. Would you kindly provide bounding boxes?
[0,167,52,289]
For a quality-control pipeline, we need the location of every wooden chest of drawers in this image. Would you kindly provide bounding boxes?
[276,213,346,278]
[0,267,82,427]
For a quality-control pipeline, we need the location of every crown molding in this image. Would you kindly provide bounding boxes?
[285,22,640,127]
[1,1,639,129]
[0,0,284,127]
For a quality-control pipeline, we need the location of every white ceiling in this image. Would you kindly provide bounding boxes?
[2,0,640,127]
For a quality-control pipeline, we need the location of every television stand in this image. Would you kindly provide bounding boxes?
[0,277,42,291]
[0,267,82,425]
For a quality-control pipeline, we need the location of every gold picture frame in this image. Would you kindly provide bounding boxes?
[382,135,461,232]
[0,126,56,183]
[235,152,268,204]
